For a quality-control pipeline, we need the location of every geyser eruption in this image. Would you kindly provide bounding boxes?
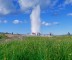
[30,5,41,35]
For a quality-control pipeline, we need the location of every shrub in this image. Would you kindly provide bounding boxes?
[0,34,8,39]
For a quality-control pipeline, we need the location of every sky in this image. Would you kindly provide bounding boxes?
[0,0,72,35]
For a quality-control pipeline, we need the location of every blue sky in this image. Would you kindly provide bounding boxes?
[0,0,72,35]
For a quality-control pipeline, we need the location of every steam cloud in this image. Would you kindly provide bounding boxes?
[30,5,41,34]
[0,0,61,34]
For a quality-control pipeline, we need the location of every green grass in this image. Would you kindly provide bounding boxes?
[0,36,72,60]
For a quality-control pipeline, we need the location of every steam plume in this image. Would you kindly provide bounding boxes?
[30,5,41,34]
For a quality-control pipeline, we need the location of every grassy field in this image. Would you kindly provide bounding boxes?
[0,36,72,60]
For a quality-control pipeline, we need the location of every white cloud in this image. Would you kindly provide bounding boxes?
[18,0,52,11]
[18,0,38,11]
[63,0,72,7]
[50,0,58,7]
[42,21,46,25]
[67,13,72,16]
[0,20,2,23]
[65,0,72,5]
[3,20,8,23]
[42,21,52,26]
[0,20,28,24]
[0,7,10,15]
[53,22,59,25]
[13,20,28,24]
[0,20,8,23]
[42,21,59,26]
[13,20,21,24]
[0,0,16,15]
[19,21,23,23]
[0,0,67,15]
[0,0,71,15]
[56,0,72,9]
[45,23,51,26]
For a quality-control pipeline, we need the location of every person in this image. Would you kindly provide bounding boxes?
[12,32,13,35]
[67,32,70,35]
